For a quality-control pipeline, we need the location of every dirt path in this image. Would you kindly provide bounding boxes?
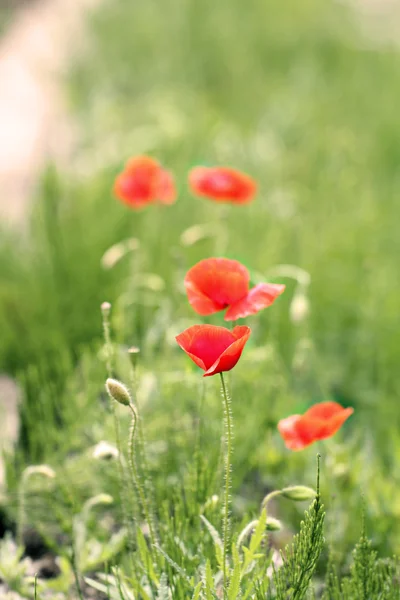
[0,0,102,489]
[0,0,101,226]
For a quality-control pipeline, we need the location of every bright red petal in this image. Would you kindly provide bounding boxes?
[156,168,177,205]
[299,406,354,442]
[185,258,249,316]
[114,155,160,208]
[304,401,346,420]
[189,166,257,204]
[204,325,251,376]
[176,325,236,371]
[277,415,307,451]
[279,402,354,451]
[225,283,285,321]
[114,172,155,208]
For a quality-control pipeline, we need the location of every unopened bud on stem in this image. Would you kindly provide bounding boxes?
[101,302,112,319]
[266,517,282,531]
[128,346,141,368]
[105,378,131,406]
[280,486,316,502]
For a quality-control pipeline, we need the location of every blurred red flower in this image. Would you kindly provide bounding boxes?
[184,257,285,321]
[189,166,257,204]
[278,402,354,451]
[114,155,176,209]
[176,324,251,377]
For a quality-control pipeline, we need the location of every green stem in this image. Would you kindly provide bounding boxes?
[261,489,282,509]
[70,543,84,600]
[194,379,206,502]
[130,362,153,499]
[220,372,233,598]
[128,404,157,558]
[101,306,135,551]
[17,476,26,548]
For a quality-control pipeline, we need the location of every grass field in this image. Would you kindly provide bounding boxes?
[1,0,400,597]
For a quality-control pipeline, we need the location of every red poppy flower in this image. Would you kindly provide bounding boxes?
[189,166,257,204]
[278,402,354,451]
[184,257,285,321]
[114,155,176,209]
[175,324,251,377]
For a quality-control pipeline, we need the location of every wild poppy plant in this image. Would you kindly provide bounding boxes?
[184,257,285,321]
[114,155,176,209]
[278,401,354,451]
[175,324,251,377]
[189,166,257,204]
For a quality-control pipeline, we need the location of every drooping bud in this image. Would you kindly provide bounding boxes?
[280,486,316,502]
[105,378,131,406]
[83,494,114,519]
[92,441,119,460]
[85,493,114,511]
[101,238,140,270]
[23,465,56,481]
[290,290,310,324]
[266,517,282,531]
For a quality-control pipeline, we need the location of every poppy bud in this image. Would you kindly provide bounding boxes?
[266,517,282,531]
[92,441,119,460]
[280,486,316,501]
[105,378,131,406]
[101,302,112,318]
[128,346,141,368]
[23,465,56,480]
[290,290,310,324]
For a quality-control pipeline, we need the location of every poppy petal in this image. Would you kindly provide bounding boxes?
[176,325,236,371]
[304,401,346,420]
[185,258,250,314]
[204,326,251,377]
[189,166,257,204]
[156,168,177,204]
[114,172,156,208]
[298,408,354,442]
[278,402,354,451]
[114,155,160,208]
[277,415,305,451]
[225,283,285,321]
[185,282,225,316]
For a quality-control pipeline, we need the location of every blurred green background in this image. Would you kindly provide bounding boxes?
[1,0,400,563]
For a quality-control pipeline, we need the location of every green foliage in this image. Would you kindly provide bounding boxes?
[323,530,400,600]
[273,492,325,598]
[2,0,400,597]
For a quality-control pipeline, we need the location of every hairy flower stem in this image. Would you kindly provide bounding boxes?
[70,543,84,600]
[129,362,154,510]
[194,379,206,502]
[128,404,157,561]
[261,489,282,509]
[220,372,233,598]
[101,306,134,549]
[17,477,26,548]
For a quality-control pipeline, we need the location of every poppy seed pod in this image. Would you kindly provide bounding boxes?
[105,378,131,406]
[101,302,112,318]
[280,486,316,502]
[128,346,141,368]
